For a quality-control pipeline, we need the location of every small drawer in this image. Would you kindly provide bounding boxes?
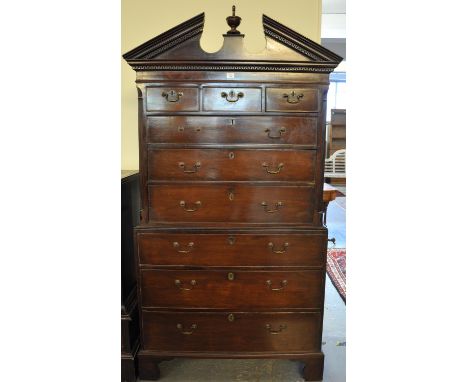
[146,87,199,112]
[202,87,261,112]
[142,311,322,352]
[140,269,324,309]
[146,116,318,146]
[147,149,316,182]
[266,87,319,112]
[148,184,315,224]
[137,231,327,267]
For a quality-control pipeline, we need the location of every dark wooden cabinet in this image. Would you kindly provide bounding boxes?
[121,171,140,382]
[123,7,341,381]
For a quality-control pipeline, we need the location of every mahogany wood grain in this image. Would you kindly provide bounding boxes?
[146,87,199,112]
[202,87,262,112]
[266,87,319,112]
[148,148,316,182]
[141,311,322,352]
[148,184,315,224]
[146,116,318,146]
[137,232,326,267]
[140,269,324,309]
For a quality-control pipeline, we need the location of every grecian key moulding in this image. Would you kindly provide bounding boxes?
[123,6,342,381]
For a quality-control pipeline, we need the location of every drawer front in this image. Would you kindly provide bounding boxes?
[142,311,321,352]
[266,88,319,112]
[202,87,261,112]
[141,269,324,309]
[146,87,199,112]
[148,184,314,224]
[148,149,316,182]
[146,116,318,146]
[137,232,326,267]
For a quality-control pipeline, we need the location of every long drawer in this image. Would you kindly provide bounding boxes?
[148,149,316,182]
[137,232,326,267]
[140,269,324,309]
[146,116,318,146]
[142,311,322,352]
[148,184,314,224]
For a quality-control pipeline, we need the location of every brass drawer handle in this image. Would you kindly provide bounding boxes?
[178,126,201,132]
[221,90,244,102]
[283,90,304,104]
[162,90,183,102]
[265,323,287,334]
[179,200,202,212]
[262,162,284,174]
[261,201,283,213]
[176,323,197,335]
[265,127,286,139]
[178,161,201,174]
[268,242,289,254]
[174,279,197,290]
[173,241,194,254]
[266,280,288,291]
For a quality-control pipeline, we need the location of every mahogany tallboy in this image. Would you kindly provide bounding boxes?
[123,7,342,381]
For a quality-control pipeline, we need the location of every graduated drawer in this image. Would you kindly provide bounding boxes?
[148,149,316,182]
[202,87,261,112]
[266,87,319,112]
[146,87,199,112]
[148,184,314,224]
[146,116,318,146]
[137,232,326,267]
[142,311,322,352]
[140,269,324,309]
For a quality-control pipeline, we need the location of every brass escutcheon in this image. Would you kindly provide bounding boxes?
[228,152,235,159]
[227,236,236,245]
[228,313,235,322]
[227,272,235,281]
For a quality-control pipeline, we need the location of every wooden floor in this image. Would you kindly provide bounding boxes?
[142,198,347,381]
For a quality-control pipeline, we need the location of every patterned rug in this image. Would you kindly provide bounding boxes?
[327,248,346,302]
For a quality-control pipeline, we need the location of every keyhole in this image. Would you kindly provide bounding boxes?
[230,119,235,125]
[229,152,235,159]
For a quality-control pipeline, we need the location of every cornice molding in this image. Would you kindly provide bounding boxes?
[123,12,342,73]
